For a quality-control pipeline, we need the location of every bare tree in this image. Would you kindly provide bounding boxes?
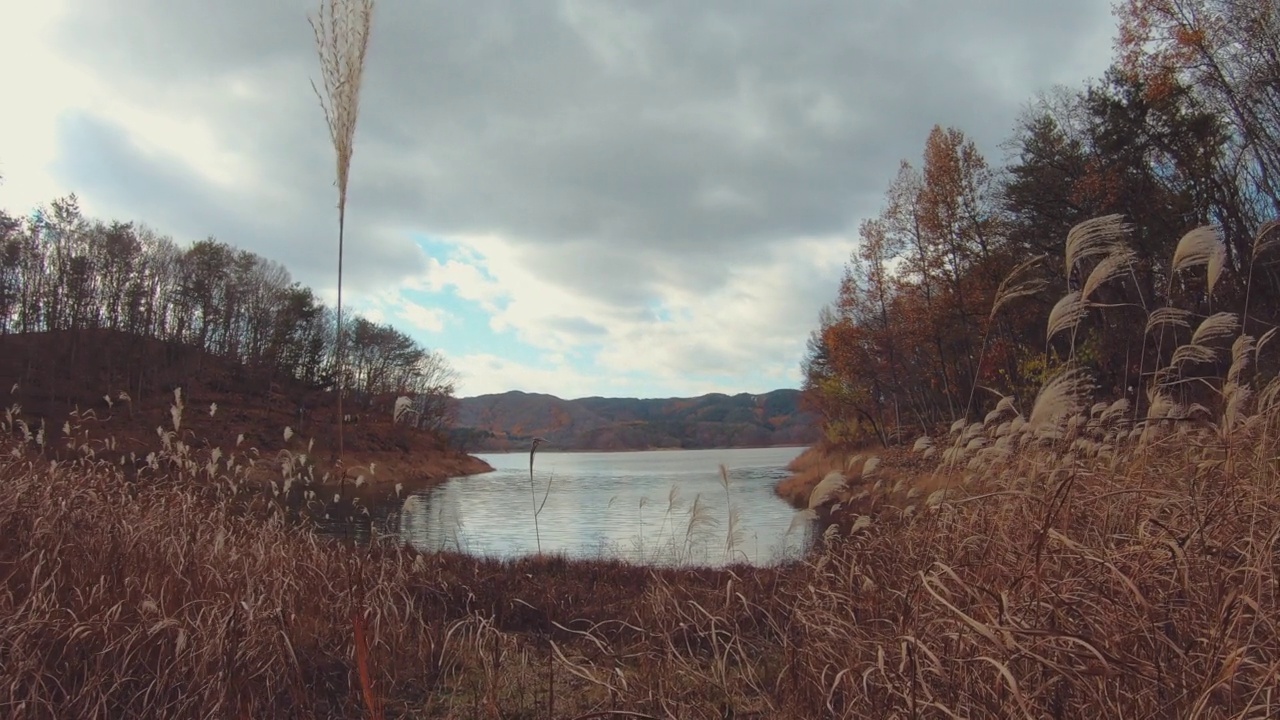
[309,0,375,461]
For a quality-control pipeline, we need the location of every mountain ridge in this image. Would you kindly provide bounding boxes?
[452,388,820,451]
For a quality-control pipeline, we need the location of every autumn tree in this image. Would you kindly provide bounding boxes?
[93,222,145,332]
[880,160,960,419]
[1116,0,1280,220]
[803,125,1023,445]
[917,126,1008,405]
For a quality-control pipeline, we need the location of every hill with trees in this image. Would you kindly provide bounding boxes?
[0,193,482,480]
[453,389,819,451]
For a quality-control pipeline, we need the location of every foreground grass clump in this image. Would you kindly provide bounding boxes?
[0,424,804,718]
[3,398,1279,718]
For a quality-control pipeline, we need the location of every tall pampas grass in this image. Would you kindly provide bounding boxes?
[988,253,1048,320]
[1259,327,1279,363]
[808,470,846,509]
[1080,246,1135,301]
[1171,225,1227,295]
[527,437,552,554]
[1064,214,1130,276]
[1228,334,1256,385]
[983,394,1018,427]
[1189,311,1239,346]
[1145,306,1194,334]
[309,0,376,460]
[1028,366,1094,431]
[1258,374,1280,415]
[1254,220,1280,257]
[1046,290,1088,345]
[1161,312,1240,372]
[1169,342,1220,367]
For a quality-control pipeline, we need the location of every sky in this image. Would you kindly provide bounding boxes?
[0,0,1118,400]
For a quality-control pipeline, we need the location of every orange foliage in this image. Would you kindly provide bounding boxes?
[1114,0,1226,102]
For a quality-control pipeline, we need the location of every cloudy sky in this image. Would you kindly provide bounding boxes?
[0,0,1117,399]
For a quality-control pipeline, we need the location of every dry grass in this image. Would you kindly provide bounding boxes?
[4,390,1277,717]
[774,444,859,507]
[3,388,1280,717]
[0,418,805,718]
[3,216,1280,717]
[809,433,1280,717]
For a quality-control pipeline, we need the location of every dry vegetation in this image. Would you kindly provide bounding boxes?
[3,385,1277,717]
[774,444,845,507]
[1,218,1278,718]
[774,444,937,509]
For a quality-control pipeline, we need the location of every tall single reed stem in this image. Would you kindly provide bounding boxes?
[336,207,346,460]
[529,437,545,554]
[309,0,376,462]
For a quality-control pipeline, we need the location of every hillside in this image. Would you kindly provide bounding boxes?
[453,388,820,451]
[0,330,492,485]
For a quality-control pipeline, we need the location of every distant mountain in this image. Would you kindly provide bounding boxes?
[451,389,820,451]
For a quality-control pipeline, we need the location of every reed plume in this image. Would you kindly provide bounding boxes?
[988,253,1047,320]
[1189,311,1239,346]
[1064,214,1130,276]
[1046,291,1088,344]
[1171,225,1227,295]
[1081,246,1134,300]
[1145,306,1194,334]
[1029,366,1093,431]
[808,470,846,509]
[309,0,376,460]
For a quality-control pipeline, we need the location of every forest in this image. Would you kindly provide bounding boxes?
[0,192,456,423]
[802,0,1280,447]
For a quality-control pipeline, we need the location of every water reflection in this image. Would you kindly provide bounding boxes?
[392,446,811,567]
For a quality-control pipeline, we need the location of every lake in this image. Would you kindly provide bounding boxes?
[339,446,812,567]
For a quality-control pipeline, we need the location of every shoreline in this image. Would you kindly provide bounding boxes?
[473,443,812,455]
[244,447,496,499]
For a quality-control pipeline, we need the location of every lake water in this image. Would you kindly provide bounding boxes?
[367,446,811,567]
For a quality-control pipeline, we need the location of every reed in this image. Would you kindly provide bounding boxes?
[309,0,376,462]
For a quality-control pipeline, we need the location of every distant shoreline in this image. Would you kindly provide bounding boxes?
[475,444,811,455]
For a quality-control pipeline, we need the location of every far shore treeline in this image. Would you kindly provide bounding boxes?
[802,5,1280,447]
[0,192,457,427]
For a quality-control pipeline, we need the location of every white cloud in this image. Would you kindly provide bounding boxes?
[0,2,264,216]
[591,237,848,383]
[432,234,626,353]
[344,277,450,334]
[398,304,448,333]
[446,352,619,398]
[409,231,849,393]
[0,1,86,210]
[414,252,506,312]
[448,351,748,399]
[334,226,847,397]
[358,305,387,325]
[560,0,655,77]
